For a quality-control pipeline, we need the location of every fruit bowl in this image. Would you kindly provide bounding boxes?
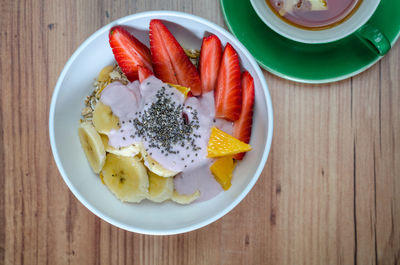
[49,11,273,235]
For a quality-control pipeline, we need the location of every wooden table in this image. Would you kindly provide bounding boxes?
[1,0,399,264]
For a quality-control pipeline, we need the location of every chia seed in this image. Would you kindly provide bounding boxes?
[132,87,201,154]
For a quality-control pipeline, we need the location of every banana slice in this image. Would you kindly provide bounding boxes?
[100,134,140,157]
[78,122,106,173]
[92,101,120,134]
[147,171,174,203]
[171,190,200,204]
[141,148,178,178]
[101,153,149,203]
[98,65,114,82]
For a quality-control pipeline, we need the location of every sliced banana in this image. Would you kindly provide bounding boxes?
[101,153,149,203]
[78,122,106,173]
[171,190,200,204]
[147,171,174,203]
[141,148,178,178]
[100,134,140,157]
[92,101,120,134]
[97,65,114,82]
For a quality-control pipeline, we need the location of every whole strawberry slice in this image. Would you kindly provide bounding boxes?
[233,71,255,160]
[214,43,242,121]
[199,35,222,93]
[138,65,153,83]
[149,19,202,96]
[109,26,152,82]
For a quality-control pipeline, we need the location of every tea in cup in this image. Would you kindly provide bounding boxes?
[251,0,390,55]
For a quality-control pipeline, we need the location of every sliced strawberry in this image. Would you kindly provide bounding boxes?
[138,65,153,83]
[109,26,152,82]
[149,19,202,96]
[199,35,222,93]
[214,43,242,121]
[233,71,255,160]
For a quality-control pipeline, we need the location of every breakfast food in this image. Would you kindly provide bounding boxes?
[78,20,255,204]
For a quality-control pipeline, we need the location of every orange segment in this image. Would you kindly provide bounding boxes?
[167,83,191,97]
[207,127,252,158]
[210,156,237,190]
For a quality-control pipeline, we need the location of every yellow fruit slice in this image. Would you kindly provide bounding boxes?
[78,122,106,173]
[98,65,114,82]
[147,171,174,203]
[207,127,252,158]
[100,134,140,157]
[92,101,120,134]
[99,172,105,184]
[101,153,149,202]
[167,83,191,97]
[171,190,200,204]
[210,156,237,190]
[141,148,178,178]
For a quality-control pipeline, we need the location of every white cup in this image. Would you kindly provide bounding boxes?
[250,0,390,54]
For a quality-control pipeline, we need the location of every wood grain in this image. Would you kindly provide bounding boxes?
[0,0,399,264]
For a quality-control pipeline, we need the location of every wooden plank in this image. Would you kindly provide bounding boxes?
[0,0,399,264]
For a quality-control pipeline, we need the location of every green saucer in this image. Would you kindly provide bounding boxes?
[220,0,400,83]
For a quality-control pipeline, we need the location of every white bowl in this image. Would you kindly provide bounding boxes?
[49,11,273,235]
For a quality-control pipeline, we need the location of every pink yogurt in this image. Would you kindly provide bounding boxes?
[99,76,232,202]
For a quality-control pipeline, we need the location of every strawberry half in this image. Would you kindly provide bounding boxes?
[214,43,242,121]
[233,71,255,160]
[109,26,152,82]
[138,65,153,83]
[199,35,222,93]
[149,19,202,96]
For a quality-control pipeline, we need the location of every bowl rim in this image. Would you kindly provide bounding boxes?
[49,10,274,235]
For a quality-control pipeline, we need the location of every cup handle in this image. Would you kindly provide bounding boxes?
[355,24,391,56]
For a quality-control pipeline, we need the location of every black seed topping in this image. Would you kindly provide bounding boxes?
[132,86,201,154]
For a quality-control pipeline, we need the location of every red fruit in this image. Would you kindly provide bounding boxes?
[109,26,152,82]
[214,43,242,121]
[199,35,222,93]
[149,19,202,96]
[138,65,153,83]
[233,71,255,160]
